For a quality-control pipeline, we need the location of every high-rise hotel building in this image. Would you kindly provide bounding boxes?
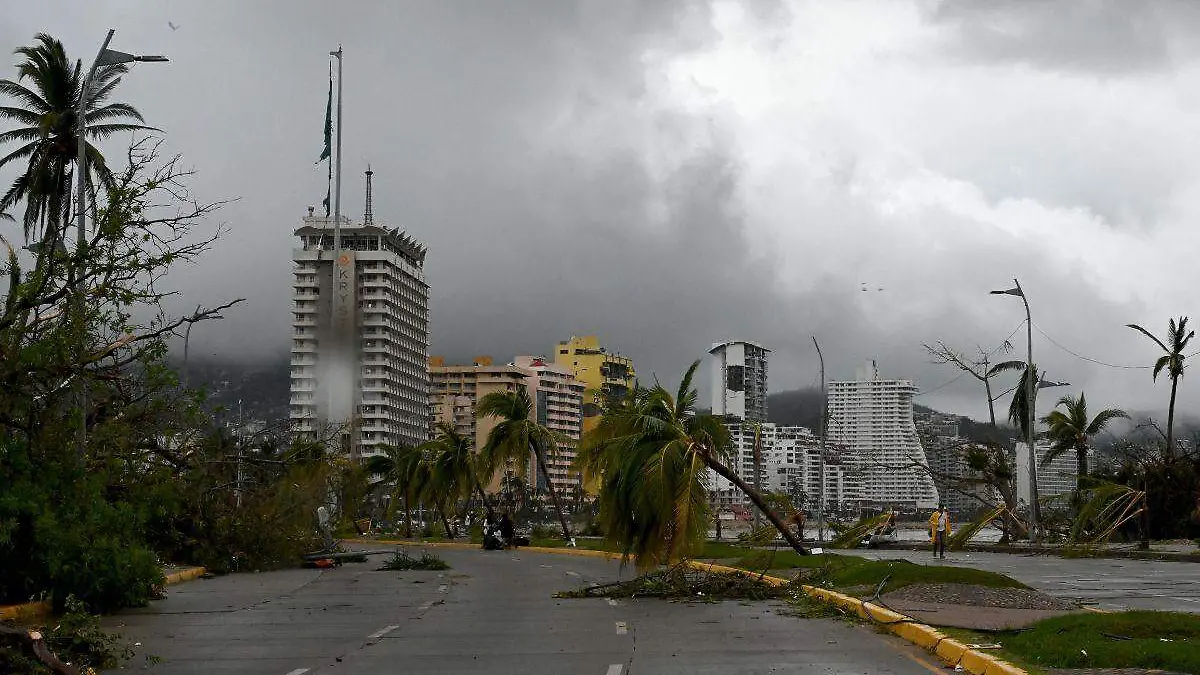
[290,175,430,459]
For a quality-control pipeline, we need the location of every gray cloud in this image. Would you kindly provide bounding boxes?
[2,0,1198,426]
[927,0,1200,74]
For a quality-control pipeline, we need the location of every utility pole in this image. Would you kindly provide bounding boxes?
[752,422,762,531]
[813,336,827,543]
[236,398,244,509]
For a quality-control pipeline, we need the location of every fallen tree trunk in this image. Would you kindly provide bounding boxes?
[0,624,81,675]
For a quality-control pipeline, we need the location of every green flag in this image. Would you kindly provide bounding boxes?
[317,65,332,164]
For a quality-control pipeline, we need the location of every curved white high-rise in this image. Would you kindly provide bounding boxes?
[827,361,939,509]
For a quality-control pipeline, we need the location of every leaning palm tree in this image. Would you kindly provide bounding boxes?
[1041,392,1128,493]
[419,422,496,535]
[1127,316,1193,458]
[476,387,573,541]
[365,444,425,538]
[576,360,809,569]
[0,33,152,244]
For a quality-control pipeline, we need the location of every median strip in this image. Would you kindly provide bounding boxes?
[685,560,1024,675]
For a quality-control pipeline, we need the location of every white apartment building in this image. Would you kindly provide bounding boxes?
[715,421,864,514]
[1015,440,1081,510]
[709,341,769,422]
[290,204,430,459]
[770,425,863,514]
[827,361,939,509]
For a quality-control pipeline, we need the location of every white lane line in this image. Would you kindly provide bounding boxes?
[566,571,580,577]
[615,621,627,635]
[284,669,310,675]
[367,624,400,640]
[606,598,618,607]
[606,665,624,675]
[438,584,448,592]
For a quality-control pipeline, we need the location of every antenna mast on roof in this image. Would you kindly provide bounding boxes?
[363,165,374,225]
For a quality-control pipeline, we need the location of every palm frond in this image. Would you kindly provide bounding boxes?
[1127,323,1170,353]
[1085,408,1129,436]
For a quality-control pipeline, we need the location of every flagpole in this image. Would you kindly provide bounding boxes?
[331,46,343,264]
[330,45,344,450]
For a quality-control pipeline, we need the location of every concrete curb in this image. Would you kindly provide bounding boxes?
[686,560,1025,675]
[0,566,207,622]
[163,567,207,586]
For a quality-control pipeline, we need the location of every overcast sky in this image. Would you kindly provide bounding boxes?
[4,0,1200,422]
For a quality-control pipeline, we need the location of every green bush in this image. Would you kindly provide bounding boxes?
[0,441,164,613]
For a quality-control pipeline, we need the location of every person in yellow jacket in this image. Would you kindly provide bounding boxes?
[928,504,952,559]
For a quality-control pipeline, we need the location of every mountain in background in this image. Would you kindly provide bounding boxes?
[174,353,291,424]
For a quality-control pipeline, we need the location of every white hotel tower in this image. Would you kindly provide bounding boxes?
[290,170,430,459]
[827,361,939,509]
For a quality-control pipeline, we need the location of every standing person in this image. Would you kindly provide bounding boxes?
[499,511,515,549]
[928,504,951,558]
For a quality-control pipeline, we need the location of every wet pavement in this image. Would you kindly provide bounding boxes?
[105,546,945,674]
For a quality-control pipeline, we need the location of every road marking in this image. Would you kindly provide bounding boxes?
[438,584,448,592]
[367,624,400,640]
[615,621,627,635]
[606,665,623,675]
[606,598,618,607]
[902,652,943,675]
[284,669,310,675]
[566,571,580,577]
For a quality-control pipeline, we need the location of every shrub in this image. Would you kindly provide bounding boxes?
[378,551,450,571]
[0,441,164,613]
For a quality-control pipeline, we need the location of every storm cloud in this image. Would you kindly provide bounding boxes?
[3,1,1199,423]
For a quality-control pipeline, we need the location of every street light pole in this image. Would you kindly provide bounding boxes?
[812,336,827,543]
[990,278,1041,541]
[74,29,167,458]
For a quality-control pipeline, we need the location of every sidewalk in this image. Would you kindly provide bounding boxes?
[836,548,1200,613]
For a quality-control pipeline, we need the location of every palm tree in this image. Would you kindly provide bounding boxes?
[0,33,152,244]
[576,360,808,569]
[365,444,425,538]
[1041,392,1128,491]
[1127,317,1193,458]
[988,360,1039,438]
[419,422,496,535]
[476,386,573,541]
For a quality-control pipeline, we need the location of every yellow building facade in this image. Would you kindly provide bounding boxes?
[553,335,636,433]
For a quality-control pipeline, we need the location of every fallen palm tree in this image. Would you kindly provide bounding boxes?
[829,513,890,549]
[947,504,1021,551]
[555,563,787,601]
[1067,482,1144,546]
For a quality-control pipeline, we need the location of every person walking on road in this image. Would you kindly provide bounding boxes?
[928,504,951,559]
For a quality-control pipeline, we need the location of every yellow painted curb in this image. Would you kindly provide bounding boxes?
[163,567,206,586]
[0,600,49,622]
[1,567,206,622]
[682,560,1026,675]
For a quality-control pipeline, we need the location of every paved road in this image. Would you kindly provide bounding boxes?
[106,547,943,675]
[839,548,1200,613]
